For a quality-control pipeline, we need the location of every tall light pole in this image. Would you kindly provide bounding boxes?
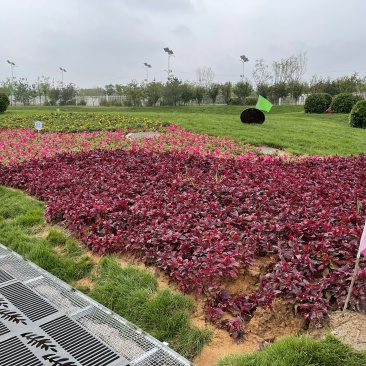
[6,60,17,106]
[143,62,151,83]
[163,47,174,80]
[59,67,66,88]
[239,55,249,82]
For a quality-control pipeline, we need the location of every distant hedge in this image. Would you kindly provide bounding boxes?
[330,93,362,113]
[350,100,366,128]
[244,97,257,106]
[304,93,332,113]
[0,93,9,113]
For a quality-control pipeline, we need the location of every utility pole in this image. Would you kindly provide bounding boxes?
[163,47,174,80]
[59,67,67,88]
[143,63,151,83]
[6,60,17,106]
[239,55,249,82]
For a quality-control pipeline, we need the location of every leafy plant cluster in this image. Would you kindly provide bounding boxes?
[0,93,10,113]
[304,93,332,113]
[330,93,363,113]
[1,150,366,340]
[0,112,168,132]
[350,100,366,128]
[0,124,260,166]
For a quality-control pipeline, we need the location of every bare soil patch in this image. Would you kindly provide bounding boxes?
[192,293,366,366]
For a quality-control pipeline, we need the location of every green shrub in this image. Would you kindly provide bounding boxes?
[77,99,87,106]
[304,93,332,113]
[99,98,109,106]
[0,93,10,113]
[109,99,123,107]
[123,99,133,107]
[227,97,240,105]
[244,97,257,106]
[350,100,366,128]
[330,93,362,113]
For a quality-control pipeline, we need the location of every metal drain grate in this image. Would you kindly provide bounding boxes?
[40,315,121,366]
[0,321,10,336]
[0,269,14,283]
[0,282,58,322]
[0,336,43,366]
[77,306,157,360]
[0,244,193,365]
[0,254,46,281]
[29,277,90,316]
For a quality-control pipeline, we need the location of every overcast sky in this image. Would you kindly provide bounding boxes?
[1,0,365,88]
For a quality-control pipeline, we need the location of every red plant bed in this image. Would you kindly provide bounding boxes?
[1,149,366,340]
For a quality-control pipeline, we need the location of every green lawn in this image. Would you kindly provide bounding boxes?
[215,334,366,366]
[2,104,365,156]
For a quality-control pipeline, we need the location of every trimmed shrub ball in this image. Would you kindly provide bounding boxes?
[304,93,332,113]
[0,93,9,113]
[350,100,366,128]
[330,93,362,114]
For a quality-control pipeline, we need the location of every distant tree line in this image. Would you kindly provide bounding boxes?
[0,76,78,106]
[1,52,365,106]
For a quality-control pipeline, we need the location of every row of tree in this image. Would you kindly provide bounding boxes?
[1,52,365,106]
[0,76,78,106]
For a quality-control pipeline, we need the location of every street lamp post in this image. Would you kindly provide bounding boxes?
[6,60,17,106]
[239,55,249,82]
[59,67,67,88]
[163,47,174,80]
[143,63,152,83]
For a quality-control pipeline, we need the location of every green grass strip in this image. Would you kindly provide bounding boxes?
[0,186,93,282]
[89,256,212,360]
[215,334,366,366]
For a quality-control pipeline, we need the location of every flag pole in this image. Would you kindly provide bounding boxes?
[342,251,361,316]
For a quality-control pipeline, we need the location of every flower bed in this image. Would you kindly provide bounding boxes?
[1,146,366,340]
[0,125,261,165]
[0,112,167,132]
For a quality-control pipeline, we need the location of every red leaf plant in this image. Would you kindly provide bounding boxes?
[2,149,366,339]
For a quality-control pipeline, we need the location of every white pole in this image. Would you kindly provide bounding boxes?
[342,219,366,316]
[167,55,170,80]
[342,251,361,316]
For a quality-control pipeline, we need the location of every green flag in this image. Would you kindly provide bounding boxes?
[256,95,273,112]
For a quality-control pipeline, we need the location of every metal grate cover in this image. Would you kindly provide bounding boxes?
[0,336,43,366]
[0,321,10,336]
[40,315,120,366]
[0,282,58,321]
[0,268,14,283]
[0,244,193,366]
